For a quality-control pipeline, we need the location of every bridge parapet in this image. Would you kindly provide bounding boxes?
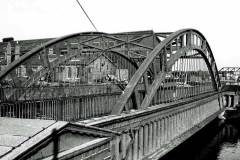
[76,92,222,159]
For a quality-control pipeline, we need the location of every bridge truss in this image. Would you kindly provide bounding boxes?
[0,28,226,160]
[219,67,240,84]
[0,29,220,120]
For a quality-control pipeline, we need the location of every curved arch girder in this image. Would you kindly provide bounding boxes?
[111,29,220,115]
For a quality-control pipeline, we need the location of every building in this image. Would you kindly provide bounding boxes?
[0,31,159,86]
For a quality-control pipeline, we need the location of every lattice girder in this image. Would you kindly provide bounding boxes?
[111,29,220,114]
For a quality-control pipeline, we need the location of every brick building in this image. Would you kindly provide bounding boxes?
[0,31,159,85]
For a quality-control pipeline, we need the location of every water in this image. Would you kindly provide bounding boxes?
[160,119,240,160]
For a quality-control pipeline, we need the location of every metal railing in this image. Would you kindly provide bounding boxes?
[0,84,122,121]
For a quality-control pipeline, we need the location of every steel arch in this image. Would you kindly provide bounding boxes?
[111,28,220,114]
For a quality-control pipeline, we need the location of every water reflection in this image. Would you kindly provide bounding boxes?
[160,120,240,160]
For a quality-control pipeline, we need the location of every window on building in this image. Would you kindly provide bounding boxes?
[60,48,67,55]
[109,41,115,47]
[68,67,72,78]
[93,42,100,47]
[104,42,108,47]
[17,67,21,77]
[59,67,64,72]
[88,68,92,73]
[48,48,55,55]
[77,67,80,78]
[83,42,90,49]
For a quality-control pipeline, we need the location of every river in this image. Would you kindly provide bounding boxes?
[160,119,240,160]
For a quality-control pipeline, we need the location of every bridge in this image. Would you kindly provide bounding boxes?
[0,29,237,160]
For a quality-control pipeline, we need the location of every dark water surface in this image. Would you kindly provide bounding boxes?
[160,119,240,160]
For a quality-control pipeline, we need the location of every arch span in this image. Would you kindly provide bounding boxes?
[112,28,221,114]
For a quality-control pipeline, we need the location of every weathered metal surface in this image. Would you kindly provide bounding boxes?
[111,29,220,115]
[0,29,225,160]
[0,91,121,121]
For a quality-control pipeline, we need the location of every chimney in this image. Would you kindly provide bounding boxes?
[2,37,14,43]
[15,42,20,60]
[6,42,12,65]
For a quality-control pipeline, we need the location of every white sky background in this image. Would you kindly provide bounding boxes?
[0,0,239,69]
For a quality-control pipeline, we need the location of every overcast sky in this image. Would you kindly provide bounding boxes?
[0,0,239,68]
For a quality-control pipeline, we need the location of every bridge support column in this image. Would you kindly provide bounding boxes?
[160,118,164,147]
[153,121,157,150]
[127,139,133,160]
[223,95,229,107]
[111,135,120,160]
[149,122,153,152]
[138,126,144,159]
[157,120,161,148]
[230,95,234,107]
[223,94,240,108]
[143,124,149,155]
[133,129,138,160]
[173,114,177,138]
[121,132,127,159]
[162,118,167,146]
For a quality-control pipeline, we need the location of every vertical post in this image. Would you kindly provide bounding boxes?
[186,32,191,47]
[143,124,149,155]
[52,128,59,160]
[15,43,20,60]
[121,132,127,159]
[160,48,166,72]
[144,72,149,92]
[57,99,63,120]
[133,129,139,160]
[153,120,157,150]
[138,126,144,159]
[149,122,153,152]
[6,42,12,65]
[115,136,120,160]
[132,90,140,110]
[152,62,158,104]
[157,119,161,148]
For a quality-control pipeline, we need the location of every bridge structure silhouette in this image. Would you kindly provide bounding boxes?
[0,29,237,160]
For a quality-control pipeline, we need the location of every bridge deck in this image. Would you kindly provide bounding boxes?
[0,118,119,160]
[0,118,65,159]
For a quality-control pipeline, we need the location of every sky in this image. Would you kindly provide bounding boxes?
[0,0,239,68]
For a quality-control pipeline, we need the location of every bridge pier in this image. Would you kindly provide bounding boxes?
[223,93,239,108]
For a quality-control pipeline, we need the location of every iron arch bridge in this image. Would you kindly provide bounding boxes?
[0,28,229,160]
[0,29,221,120]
